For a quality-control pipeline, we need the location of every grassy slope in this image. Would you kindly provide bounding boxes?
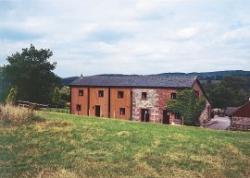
[0,112,250,178]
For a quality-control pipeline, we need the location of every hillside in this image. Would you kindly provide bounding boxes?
[159,70,250,80]
[61,76,79,85]
[1,111,249,178]
[62,70,250,85]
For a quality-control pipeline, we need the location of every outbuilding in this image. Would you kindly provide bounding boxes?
[231,101,250,131]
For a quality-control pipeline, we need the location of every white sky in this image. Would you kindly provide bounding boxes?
[0,0,250,77]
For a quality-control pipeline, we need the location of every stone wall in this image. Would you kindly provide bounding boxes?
[231,117,250,131]
[132,89,160,122]
[199,101,211,126]
[132,88,178,123]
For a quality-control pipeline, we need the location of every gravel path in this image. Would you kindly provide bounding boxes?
[205,116,231,130]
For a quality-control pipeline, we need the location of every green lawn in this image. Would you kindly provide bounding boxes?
[0,111,250,178]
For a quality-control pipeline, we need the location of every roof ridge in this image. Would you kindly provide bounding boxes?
[70,74,197,88]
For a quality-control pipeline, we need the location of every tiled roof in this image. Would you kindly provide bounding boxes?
[70,74,197,88]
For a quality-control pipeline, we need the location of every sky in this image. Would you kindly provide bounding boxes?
[0,0,250,77]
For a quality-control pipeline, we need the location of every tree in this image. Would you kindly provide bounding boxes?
[167,89,206,126]
[3,44,60,103]
[204,77,250,108]
[0,67,10,102]
[59,86,70,103]
[6,87,17,104]
[51,86,70,107]
[52,87,62,106]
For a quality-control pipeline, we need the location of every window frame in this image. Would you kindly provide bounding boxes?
[171,92,177,99]
[78,89,84,96]
[117,91,124,99]
[98,90,104,97]
[119,108,126,115]
[76,104,81,111]
[141,92,147,100]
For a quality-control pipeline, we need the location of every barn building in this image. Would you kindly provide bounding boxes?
[230,101,250,131]
[70,75,211,125]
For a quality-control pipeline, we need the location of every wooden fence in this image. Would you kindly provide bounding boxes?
[17,100,48,110]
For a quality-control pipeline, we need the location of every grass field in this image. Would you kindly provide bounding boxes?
[0,111,250,178]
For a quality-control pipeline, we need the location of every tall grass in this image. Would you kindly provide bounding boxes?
[42,107,70,113]
[0,104,35,124]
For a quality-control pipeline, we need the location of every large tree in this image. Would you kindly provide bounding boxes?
[167,89,206,126]
[3,44,60,103]
[0,67,9,102]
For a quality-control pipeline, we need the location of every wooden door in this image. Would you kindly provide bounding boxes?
[141,109,150,122]
[95,105,101,117]
[163,110,170,124]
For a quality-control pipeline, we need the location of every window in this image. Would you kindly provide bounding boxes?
[76,104,81,111]
[78,89,84,96]
[171,93,177,99]
[117,91,124,98]
[120,108,126,115]
[194,90,199,98]
[141,92,147,100]
[98,90,104,97]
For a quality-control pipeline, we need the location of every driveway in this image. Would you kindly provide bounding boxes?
[205,116,231,130]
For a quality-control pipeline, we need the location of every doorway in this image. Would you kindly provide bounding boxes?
[141,109,150,122]
[95,105,101,117]
[163,109,170,124]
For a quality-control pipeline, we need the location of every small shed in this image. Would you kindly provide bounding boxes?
[231,101,250,131]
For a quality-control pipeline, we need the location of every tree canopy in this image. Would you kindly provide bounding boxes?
[167,89,206,126]
[0,67,9,102]
[204,77,250,108]
[3,44,60,104]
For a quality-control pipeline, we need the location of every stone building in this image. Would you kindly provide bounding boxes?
[230,101,250,131]
[70,75,211,125]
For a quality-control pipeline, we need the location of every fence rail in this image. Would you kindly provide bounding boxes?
[17,100,49,110]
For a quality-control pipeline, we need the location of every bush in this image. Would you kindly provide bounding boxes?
[167,89,206,126]
[5,87,17,104]
[51,86,70,107]
[0,104,35,124]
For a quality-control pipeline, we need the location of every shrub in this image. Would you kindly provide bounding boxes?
[0,104,35,124]
[51,86,70,107]
[167,89,206,126]
[5,87,17,104]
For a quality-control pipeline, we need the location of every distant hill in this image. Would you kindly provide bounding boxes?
[158,70,250,80]
[61,76,78,85]
[61,70,250,85]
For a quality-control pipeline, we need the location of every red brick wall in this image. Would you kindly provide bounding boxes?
[157,88,179,124]
[89,87,109,118]
[233,102,250,117]
[110,88,132,120]
[71,87,88,115]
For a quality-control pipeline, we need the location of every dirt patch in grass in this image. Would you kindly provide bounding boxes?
[116,131,130,137]
[36,168,79,178]
[42,121,72,128]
